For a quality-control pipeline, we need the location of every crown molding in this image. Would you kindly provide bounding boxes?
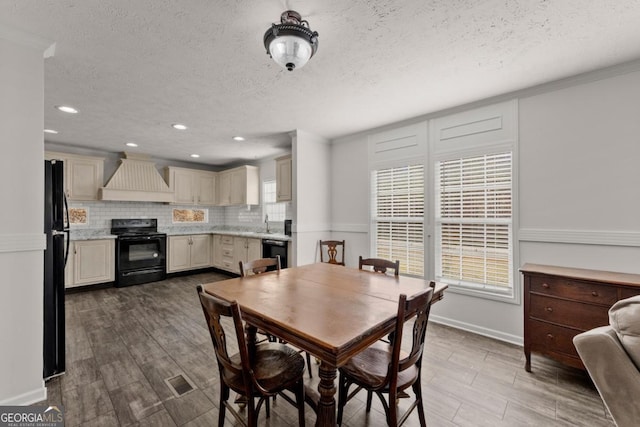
[0,23,55,57]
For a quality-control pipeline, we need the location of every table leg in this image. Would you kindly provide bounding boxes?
[315,361,337,427]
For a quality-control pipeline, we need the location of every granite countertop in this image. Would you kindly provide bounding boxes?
[212,230,291,241]
[69,229,117,241]
[164,228,291,241]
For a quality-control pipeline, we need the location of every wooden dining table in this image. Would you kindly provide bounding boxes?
[202,262,447,427]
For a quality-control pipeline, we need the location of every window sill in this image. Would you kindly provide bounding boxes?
[440,281,520,305]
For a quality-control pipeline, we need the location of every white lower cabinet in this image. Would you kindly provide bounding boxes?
[234,238,262,273]
[212,235,261,274]
[66,239,115,288]
[168,234,212,273]
[212,234,235,271]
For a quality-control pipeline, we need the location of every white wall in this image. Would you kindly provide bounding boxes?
[518,69,640,271]
[330,65,640,345]
[291,130,331,266]
[329,135,370,267]
[0,26,53,404]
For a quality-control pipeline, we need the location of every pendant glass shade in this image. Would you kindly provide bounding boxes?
[268,35,313,71]
[264,11,319,72]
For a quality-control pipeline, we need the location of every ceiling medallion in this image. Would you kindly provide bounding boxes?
[263,10,319,72]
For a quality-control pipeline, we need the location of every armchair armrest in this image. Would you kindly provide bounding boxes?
[574,326,640,427]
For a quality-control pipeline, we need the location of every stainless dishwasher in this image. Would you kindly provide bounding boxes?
[262,239,288,269]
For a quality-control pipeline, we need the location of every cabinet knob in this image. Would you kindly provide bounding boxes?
[546,334,554,340]
[542,283,550,289]
[546,307,553,312]
[591,291,599,297]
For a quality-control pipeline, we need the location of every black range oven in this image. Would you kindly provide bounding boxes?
[111,218,167,287]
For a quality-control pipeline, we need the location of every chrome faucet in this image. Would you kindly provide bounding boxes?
[265,214,270,233]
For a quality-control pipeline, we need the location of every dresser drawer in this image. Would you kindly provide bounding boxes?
[620,287,640,300]
[529,275,617,305]
[529,294,609,331]
[529,319,580,359]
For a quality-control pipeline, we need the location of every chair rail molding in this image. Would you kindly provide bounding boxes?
[331,223,368,233]
[519,228,640,247]
[0,233,47,253]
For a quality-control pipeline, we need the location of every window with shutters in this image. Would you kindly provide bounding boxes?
[372,164,424,276]
[435,152,513,294]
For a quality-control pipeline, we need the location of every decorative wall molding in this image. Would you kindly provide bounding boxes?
[293,223,331,233]
[519,228,640,247]
[0,233,46,253]
[430,315,523,347]
[368,121,428,168]
[431,99,517,158]
[330,223,369,234]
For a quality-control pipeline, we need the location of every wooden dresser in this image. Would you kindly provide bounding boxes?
[521,263,640,371]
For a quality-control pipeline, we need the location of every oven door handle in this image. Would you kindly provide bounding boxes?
[118,236,161,241]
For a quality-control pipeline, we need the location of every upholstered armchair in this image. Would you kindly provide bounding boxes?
[573,295,640,427]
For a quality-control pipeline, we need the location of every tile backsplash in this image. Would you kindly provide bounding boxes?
[68,201,224,230]
[68,200,288,233]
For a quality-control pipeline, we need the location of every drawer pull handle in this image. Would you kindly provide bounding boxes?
[542,283,550,289]
[592,291,599,297]
[546,307,553,312]
[546,334,554,340]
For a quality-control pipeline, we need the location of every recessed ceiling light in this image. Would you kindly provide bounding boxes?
[190,154,200,158]
[232,136,245,141]
[125,142,138,147]
[172,123,187,130]
[55,105,78,114]
[44,129,58,134]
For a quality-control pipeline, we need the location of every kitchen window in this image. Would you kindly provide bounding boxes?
[263,180,286,222]
[371,164,424,277]
[435,152,513,295]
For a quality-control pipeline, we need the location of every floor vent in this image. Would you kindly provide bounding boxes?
[164,373,196,397]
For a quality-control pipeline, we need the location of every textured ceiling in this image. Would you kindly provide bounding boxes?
[3,0,640,166]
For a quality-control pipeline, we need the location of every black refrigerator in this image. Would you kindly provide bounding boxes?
[44,159,69,380]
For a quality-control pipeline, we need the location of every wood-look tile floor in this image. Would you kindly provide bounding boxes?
[39,271,614,426]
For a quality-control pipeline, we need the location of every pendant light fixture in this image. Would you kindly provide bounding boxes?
[263,10,319,72]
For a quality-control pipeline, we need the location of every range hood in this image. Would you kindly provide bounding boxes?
[99,152,173,202]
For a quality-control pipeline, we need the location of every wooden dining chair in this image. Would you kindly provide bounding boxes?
[197,285,306,427]
[337,284,435,427]
[239,255,313,378]
[239,255,281,276]
[319,240,345,265]
[359,256,400,277]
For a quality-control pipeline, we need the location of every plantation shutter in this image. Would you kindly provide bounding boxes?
[373,165,424,276]
[436,152,512,289]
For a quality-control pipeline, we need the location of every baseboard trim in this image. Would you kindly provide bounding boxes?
[0,384,47,406]
[0,233,46,253]
[430,314,523,347]
[519,228,640,247]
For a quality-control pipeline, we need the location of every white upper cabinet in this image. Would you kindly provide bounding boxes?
[164,166,217,206]
[217,165,259,206]
[45,151,105,201]
[276,155,292,202]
